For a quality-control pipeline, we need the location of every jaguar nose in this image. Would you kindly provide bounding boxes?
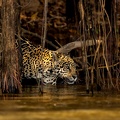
[72,75,77,81]
[66,75,77,84]
[73,75,77,80]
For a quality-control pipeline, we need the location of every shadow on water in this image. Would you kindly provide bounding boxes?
[0,85,120,120]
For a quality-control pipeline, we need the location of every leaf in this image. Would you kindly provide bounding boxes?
[31,12,38,21]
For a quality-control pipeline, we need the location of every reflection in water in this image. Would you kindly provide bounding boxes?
[0,85,120,120]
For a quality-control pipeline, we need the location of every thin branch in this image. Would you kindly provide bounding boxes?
[41,0,48,48]
[21,28,59,49]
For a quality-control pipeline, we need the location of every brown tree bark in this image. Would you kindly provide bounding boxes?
[56,40,102,54]
[1,0,21,93]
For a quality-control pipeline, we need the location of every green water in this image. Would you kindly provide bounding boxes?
[0,85,120,120]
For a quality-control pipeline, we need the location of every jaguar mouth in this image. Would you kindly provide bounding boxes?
[64,75,77,84]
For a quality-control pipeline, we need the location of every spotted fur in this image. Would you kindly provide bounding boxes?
[21,41,77,85]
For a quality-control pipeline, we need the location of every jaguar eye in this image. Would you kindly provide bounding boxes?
[65,65,70,69]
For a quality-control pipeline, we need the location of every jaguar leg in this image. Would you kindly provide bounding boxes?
[37,78,44,94]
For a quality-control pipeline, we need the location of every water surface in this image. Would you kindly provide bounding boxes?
[0,85,120,120]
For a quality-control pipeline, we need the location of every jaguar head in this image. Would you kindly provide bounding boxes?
[55,55,77,84]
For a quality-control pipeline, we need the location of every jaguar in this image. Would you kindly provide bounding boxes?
[21,40,77,86]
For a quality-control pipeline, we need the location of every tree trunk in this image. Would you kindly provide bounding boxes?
[1,0,21,93]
